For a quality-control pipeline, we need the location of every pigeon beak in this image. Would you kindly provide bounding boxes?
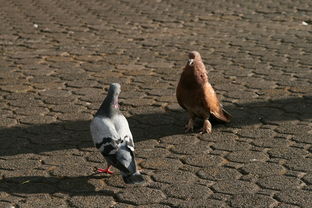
[188,59,194,66]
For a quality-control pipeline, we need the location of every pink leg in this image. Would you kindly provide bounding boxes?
[97,165,113,174]
[200,119,212,134]
[185,113,195,133]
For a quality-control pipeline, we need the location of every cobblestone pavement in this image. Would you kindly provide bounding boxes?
[0,0,312,207]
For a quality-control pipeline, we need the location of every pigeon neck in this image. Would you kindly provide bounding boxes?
[96,93,120,117]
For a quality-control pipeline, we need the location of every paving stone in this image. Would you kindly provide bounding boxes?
[19,115,57,124]
[164,197,229,208]
[212,140,251,151]
[241,162,286,177]
[9,182,58,195]
[39,89,72,97]
[184,154,225,167]
[0,158,41,170]
[50,104,87,113]
[69,195,115,208]
[292,134,312,144]
[212,180,259,194]
[275,123,311,136]
[112,203,135,208]
[0,85,32,93]
[275,189,312,207]
[237,128,276,139]
[14,106,49,116]
[0,202,17,208]
[140,158,183,170]
[7,96,43,107]
[17,194,67,208]
[171,142,212,155]
[40,96,76,105]
[29,75,60,83]
[163,183,213,200]
[57,177,99,193]
[257,175,302,190]
[274,203,300,208]
[159,134,200,144]
[116,187,166,205]
[251,137,289,148]
[121,98,155,107]
[197,166,242,181]
[210,192,233,201]
[57,112,92,121]
[152,170,197,184]
[136,147,171,158]
[267,147,308,159]
[137,205,171,208]
[227,151,269,163]
[0,118,17,127]
[302,173,312,185]
[285,158,312,172]
[229,194,277,208]
[43,156,92,177]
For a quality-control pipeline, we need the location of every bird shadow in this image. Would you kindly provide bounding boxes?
[0,96,311,157]
[0,174,116,197]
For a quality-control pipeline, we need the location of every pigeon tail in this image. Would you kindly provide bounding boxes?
[211,108,232,123]
[222,108,232,122]
[123,172,145,184]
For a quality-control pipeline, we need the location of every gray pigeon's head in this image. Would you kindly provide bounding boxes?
[95,83,122,117]
[108,83,121,97]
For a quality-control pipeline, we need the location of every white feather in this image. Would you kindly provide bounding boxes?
[90,114,134,152]
[111,114,134,151]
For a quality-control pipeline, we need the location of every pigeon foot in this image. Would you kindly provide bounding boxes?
[185,118,194,132]
[97,166,113,174]
[200,119,212,134]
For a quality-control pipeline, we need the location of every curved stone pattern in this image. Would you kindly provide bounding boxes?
[0,0,311,207]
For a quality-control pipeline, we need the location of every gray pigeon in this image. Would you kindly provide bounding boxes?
[90,83,144,184]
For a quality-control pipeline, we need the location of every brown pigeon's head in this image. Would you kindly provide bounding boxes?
[188,51,201,59]
[188,51,202,66]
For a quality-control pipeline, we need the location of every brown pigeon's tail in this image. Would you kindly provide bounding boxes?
[221,108,232,122]
[211,108,232,123]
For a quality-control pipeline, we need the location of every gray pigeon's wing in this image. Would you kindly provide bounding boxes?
[112,114,135,151]
[90,116,120,155]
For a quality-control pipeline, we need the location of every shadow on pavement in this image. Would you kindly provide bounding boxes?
[0,96,311,157]
[0,175,115,196]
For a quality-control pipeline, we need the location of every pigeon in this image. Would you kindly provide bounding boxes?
[176,51,232,133]
[90,83,145,184]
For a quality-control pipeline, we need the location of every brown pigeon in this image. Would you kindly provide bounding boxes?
[176,51,231,133]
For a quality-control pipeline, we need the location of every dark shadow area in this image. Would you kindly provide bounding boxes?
[0,96,311,157]
[0,174,115,196]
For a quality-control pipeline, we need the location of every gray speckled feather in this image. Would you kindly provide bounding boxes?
[90,83,144,184]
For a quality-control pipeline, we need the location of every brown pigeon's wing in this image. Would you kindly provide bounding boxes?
[176,79,186,110]
[202,83,231,122]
